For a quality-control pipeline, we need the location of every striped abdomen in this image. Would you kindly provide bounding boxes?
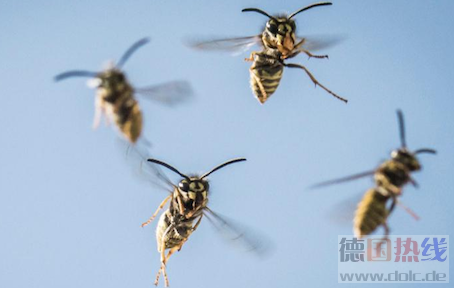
[156,210,195,252]
[354,188,390,238]
[250,52,284,104]
[114,96,142,143]
[98,78,143,143]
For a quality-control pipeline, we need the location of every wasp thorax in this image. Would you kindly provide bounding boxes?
[391,149,421,171]
[98,69,126,88]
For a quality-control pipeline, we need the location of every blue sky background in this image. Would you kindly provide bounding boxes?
[1,0,453,287]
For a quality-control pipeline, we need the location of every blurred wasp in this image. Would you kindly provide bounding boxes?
[55,38,192,143]
[191,2,347,104]
[137,156,263,287]
[312,110,436,240]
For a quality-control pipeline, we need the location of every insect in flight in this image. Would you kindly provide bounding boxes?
[311,110,436,240]
[54,38,192,144]
[140,157,261,287]
[191,2,347,104]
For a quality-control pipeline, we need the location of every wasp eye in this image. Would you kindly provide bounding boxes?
[290,21,296,30]
[117,74,125,81]
[267,22,278,34]
[179,182,189,192]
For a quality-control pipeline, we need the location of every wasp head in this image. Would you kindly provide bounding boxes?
[178,177,210,201]
[242,3,332,56]
[391,149,421,172]
[147,158,246,203]
[97,69,126,88]
[264,17,297,55]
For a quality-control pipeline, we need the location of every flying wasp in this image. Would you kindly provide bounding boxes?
[312,110,436,240]
[191,2,347,104]
[139,157,262,287]
[54,38,192,143]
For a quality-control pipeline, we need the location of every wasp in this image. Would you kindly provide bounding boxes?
[55,38,192,143]
[141,157,255,287]
[312,110,436,240]
[191,2,347,104]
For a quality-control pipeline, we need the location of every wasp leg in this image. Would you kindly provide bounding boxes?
[175,215,203,253]
[142,195,172,228]
[155,224,174,287]
[284,63,348,103]
[300,49,329,59]
[397,199,420,221]
[92,97,104,129]
[245,51,258,62]
[294,38,306,50]
[192,214,203,232]
[155,244,183,287]
[375,222,390,255]
[388,195,397,215]
[175,192,185,216]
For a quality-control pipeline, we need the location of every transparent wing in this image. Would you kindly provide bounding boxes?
[326,192,362,225]
[298,34,346,52]
[187,35,262,55]
[326,191,420,227]
[203,207,272,258]
[117,141,175,193]
[310,169,376,189]
[135,81,194,107]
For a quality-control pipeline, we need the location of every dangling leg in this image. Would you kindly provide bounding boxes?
[397,199,420,221]
[192,214,203,232]
[155,224,173,286]
[92,97,104,129]
[155,245,181,287]
[287,39,328,59]
[177,215,203,252]
[284,63,348,103]
[300,48,329,59]
[142,195,172,228]
[293,38,306,50]
[375,222,390,255]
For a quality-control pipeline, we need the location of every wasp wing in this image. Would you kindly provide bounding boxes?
[326,192,362,226]
[187,35,262,55]
[297,34,346,52]
[119,142,174,193]
[135,81,194,107]
[203,207,272,258]
[310,169,376,189]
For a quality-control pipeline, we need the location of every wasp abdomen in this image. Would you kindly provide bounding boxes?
[97,77,143,143]
[156,211,195,252]
[354,188,389,238]
[250,52,283,104]
[115,98,142,143]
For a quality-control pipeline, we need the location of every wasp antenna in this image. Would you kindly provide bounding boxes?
[147,159,190,180]
[54,70,98,82]
[396,110,407,148]
[288,2,332,19]
[201,158,247,179]
[414,148,437,155]
[117,37,150,68]
[242,8,277,21]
